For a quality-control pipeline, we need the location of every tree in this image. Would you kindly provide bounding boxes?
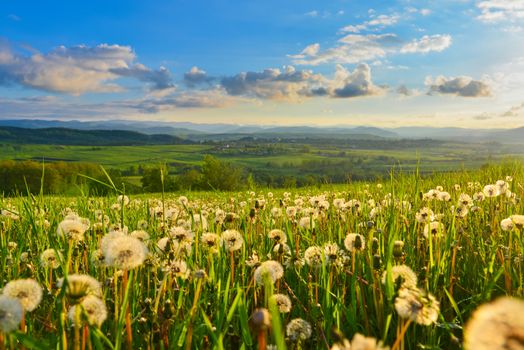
[141,164,177,192]
[201,155,244,191]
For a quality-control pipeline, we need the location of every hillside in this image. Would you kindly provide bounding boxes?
[0,126,192,146]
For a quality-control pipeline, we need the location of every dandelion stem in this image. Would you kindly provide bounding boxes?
[391,319,412,350]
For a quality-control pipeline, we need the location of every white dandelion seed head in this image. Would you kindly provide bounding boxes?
[68,295,107,327]
[221,230,244,252]
[270,294,292,313]
[464,297,524,350]
[344,233,366,252]
[103,236,148,270]
[254,260,284,286]
[57,274,102,299]
[286,318,312,341]
[2,278,43,312]
[0,295,23,333]
[40,249,62,269]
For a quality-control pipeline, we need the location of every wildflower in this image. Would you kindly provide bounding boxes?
[286,207,297,218]
[0,295,23,333]
[268,229,287,244]
[344,233,366,252]
[40,249,62,269]
[323,243,341,265]
[483,184,500,198]
[271,207,282,219]
[415,207,434,223]
[169,226,194,243]
[68,295,107,327]
[510,215,524,229]
[455,205,469,218]
[333,198,345,210]
[286,318,312,341]
[331,333,389,350]
[464,297,524,350]
[458,193,473,207]
[394,287,439,325]
[103,236,148,270]
[382,265,418,289]
[130,230,150,242]
[501,218,515,231]
[2,279,43,312]
[250,308,271,332]
[298,216,315,230]
[221,230,244,252]
[57,218,88,241]
[201,233,220,253]
[254,260,284,286]
[245,251,261,268]
[473,191,485,201]
[422,222,445,239]
[304,246,323,268]
[270,294,292,313]
[116,195,130,206]
[57,274,102,299]
[166,260,190,279]
[496,180,508,194]
[437,191,451,201]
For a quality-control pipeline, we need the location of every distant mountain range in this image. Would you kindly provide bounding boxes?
[0,119,523,144]
[0,126,190,146]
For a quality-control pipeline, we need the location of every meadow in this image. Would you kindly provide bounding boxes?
[0,162,523,349]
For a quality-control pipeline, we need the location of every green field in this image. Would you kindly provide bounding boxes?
[0,163,523,349]
[1,140,522,177]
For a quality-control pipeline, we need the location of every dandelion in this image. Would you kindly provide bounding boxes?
[286,206,297,218]
[458,193,473,207]
[286,318,312,341]
[501,218,515,231]
[201,233,220,253]
[116,195,130,206]
[510,214,524,229]
[483,184,500,198]
[68,295,107,327]
[270,294,292,313]
[57,274,102,299]
[221,230,244,252]
[103,236,148,270]
[2,279,43,312]
[423,222,445,239]
[382,265,418,289]
[130,230,150,242]
[394,287,439,326]
[437,191,451,201]
[332,333,389,350]
[464,297,524,350]
[56,218,88,241]
[323,243,341,265]
[166,260,190,279]
[344,233,365,252]
[304,246,323,268]
[40,249,62,269]
[298,216,315,230]
[0,295,23,333]
[268,229,287,244]
[415,208,434,223]
[254,260,284,286]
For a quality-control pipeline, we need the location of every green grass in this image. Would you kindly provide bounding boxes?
[0,161,523,349]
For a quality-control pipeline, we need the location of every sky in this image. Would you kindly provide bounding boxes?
[1,0,524,128]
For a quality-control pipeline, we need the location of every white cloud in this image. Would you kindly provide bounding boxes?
[0,41,174,95]
[400,34,452,53]
[291,34,399,66]
[340,14,399,33]
[426,75,492,97]
[477,0,524,22]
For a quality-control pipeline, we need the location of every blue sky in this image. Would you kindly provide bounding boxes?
[1,0,524,127]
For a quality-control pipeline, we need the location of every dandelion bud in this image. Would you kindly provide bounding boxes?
[371,238,379,254]
[249,308,271,332]
[249,208,256,218]
[373,255,382,270]
[393,240,404,258]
